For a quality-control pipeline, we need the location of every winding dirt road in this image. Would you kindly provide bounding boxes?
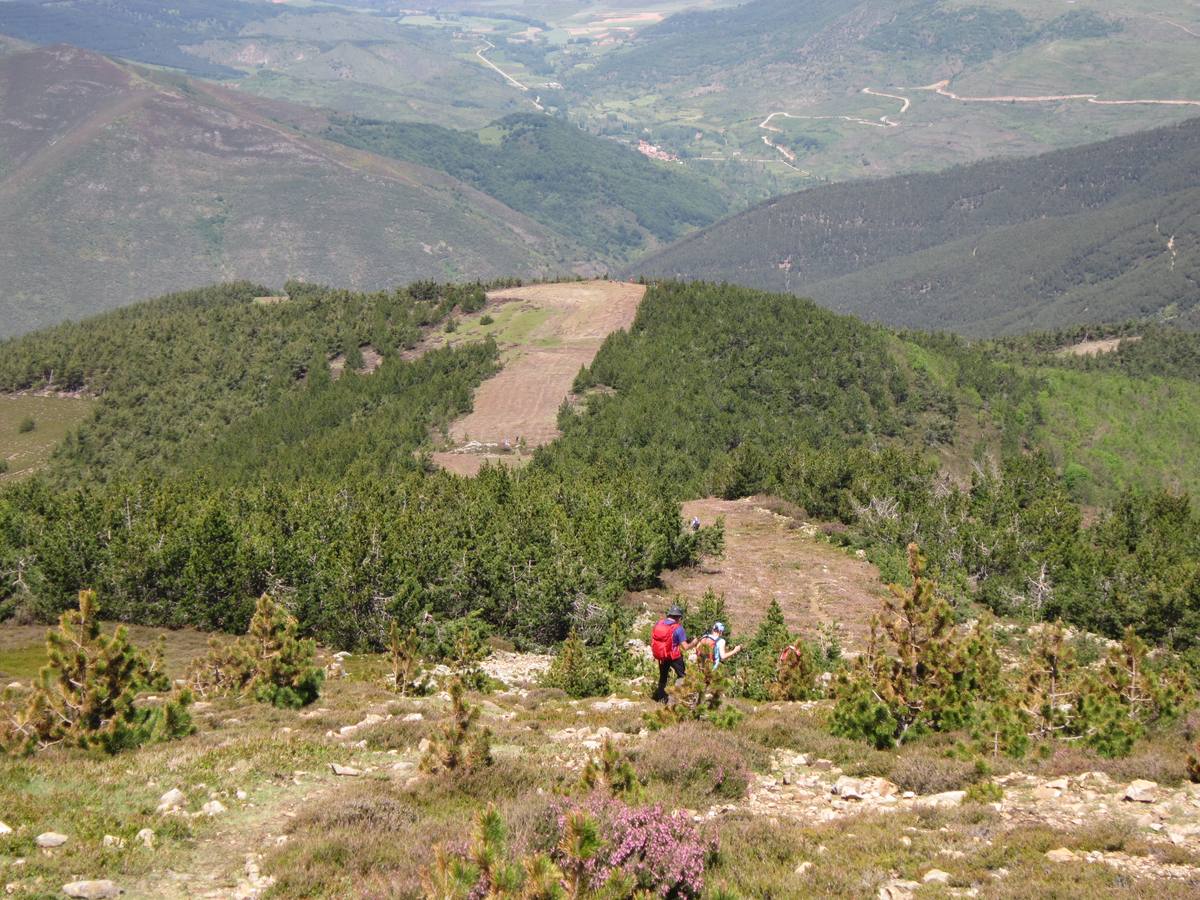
[475,39,544,111]
[911,79,1200,109]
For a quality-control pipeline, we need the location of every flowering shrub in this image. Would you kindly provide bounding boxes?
[636,722,753,801]
[556,794,715,898]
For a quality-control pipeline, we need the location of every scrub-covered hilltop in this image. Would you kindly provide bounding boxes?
[2,278,1200,897]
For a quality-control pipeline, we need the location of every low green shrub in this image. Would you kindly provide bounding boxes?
[635,722,759,801]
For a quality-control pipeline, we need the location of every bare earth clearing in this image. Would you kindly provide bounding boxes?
[629,498,889,649]
[1057,336,1141,357]
[430,280,644,475]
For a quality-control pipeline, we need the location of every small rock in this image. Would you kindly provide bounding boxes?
[919,790,966,809]
[102,835,124,849]
[1032,786,1061,802]
[330,764,362,777]
[418,738,432,754]
[878,879,921,900]
[136,828,155,849]
[833,776,865,800]
[201,800,227,816]
[62,880,122,899]
[923,869,951,884]
[0,822,12,836]
[1045,777,1070,791]
[1124,780,1158,803]
[36,831,68,848]
[1045,847,1077,863]
[900,836,912,848]
[794,860,814,877]
[403,712,424,722]
[236,790,248,801]
[156,788,185,813]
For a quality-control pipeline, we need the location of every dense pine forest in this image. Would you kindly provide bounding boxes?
[544,283,1200,656]
[3,279,1199,664]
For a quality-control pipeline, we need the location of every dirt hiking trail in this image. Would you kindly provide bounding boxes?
[431,280,644,476]
[629,497,890,650]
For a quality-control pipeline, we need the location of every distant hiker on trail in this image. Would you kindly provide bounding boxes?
[690,516,702,532]
[696,622,742,669]
[651,605,693,703]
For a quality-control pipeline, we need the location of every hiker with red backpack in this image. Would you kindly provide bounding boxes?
[651,605,694,703]
[695,622,742,669]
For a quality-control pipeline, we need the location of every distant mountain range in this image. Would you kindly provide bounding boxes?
[636,117,1200,335]
[0,44,725,337]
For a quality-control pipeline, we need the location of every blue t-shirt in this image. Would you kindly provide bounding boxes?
[672,624,686,650]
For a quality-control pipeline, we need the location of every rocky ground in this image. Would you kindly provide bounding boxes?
[4,655,1200,898]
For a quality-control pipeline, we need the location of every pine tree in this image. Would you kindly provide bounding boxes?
[450,623,490,692]
[306,350,332,390]
[188,594,323,708]
[542,630,611,698]
[343,342,365,373]
[1018,623,1081,742]
[831,544,1004,748]
[1074,627,1188,757]
[1,590,194,755]
[579,737,643,801]
[420,804,630,899]
[732,598,791,700]
[387,621,429,696]
[421,676,492,774]
[770,641,819,701]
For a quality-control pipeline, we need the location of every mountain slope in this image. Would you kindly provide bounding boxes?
[635,117,1200,334]
[0,0,274,76]
[0,45,577,337]
[325,114,729,261]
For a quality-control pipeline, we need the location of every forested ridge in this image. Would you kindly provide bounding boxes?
[2,280,1199,667]
[543,283,1200,656]
[0,281,493,481]
[637,117,1200,334]
[0,279,707,649]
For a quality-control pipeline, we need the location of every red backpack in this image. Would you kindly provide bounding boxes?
[651,619,681,661]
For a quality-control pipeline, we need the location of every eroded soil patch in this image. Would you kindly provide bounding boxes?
[629,497,889,650]
[429,280,644,475]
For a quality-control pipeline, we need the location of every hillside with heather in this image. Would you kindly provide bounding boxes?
[637,117,1200,334]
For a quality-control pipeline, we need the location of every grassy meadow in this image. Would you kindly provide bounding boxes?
[0,395,92,482]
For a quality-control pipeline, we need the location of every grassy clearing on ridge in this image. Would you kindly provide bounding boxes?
[0,395,93,481]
